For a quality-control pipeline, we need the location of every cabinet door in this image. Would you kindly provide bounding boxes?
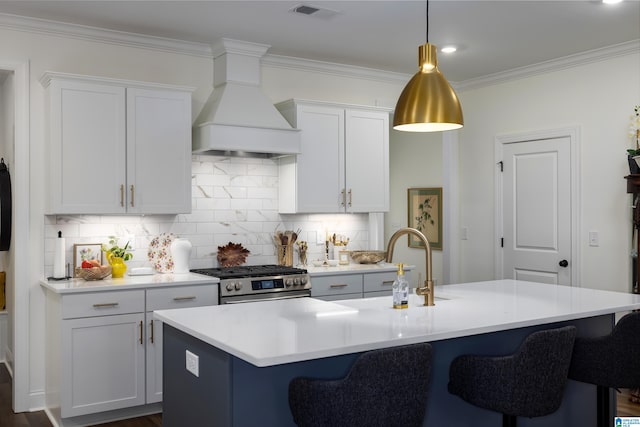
[61,313,145,417]
[146,313,163,404]
[345,109,389,212]
[291,104,345,213]
[48,79,126,214]
[126,88,192,214]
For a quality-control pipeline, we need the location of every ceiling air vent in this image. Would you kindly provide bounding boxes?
[293,5,320,15]
[290,4,339,19]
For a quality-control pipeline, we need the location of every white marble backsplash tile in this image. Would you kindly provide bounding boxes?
[44,155,370,276]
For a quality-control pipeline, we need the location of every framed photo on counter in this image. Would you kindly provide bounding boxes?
[408,187,443,250]
[73,243,103,275]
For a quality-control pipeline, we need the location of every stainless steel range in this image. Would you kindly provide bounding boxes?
[191,265,310,304]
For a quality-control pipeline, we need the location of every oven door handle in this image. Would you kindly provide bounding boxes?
[223,293,309,304]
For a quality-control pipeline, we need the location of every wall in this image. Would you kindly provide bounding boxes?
[44,155,371,275]
[457,51,640,292]
[385,129,444,288]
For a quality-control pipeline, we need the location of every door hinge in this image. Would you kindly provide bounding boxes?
[498,161,504,172]
[501,237,504,247]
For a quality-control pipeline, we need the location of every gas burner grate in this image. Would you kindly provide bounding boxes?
[191,265,307,279]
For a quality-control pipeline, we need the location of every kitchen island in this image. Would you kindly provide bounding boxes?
[155,280,640,426]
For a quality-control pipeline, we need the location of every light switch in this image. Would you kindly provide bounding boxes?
[589,231,599,247]
[461,226,468,240]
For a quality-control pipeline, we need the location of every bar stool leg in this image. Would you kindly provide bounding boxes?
[596,385,610,427]
[503,414,517,427]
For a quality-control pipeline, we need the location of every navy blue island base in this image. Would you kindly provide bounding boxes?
[162,314,614,427]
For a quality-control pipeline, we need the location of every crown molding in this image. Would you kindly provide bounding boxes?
[0,13,211,58]
[454,39,640,92]
[262,54,410,85]
[0,12,637,91]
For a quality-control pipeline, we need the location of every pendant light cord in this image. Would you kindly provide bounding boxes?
[426,0,429,43]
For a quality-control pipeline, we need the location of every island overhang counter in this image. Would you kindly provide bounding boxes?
[155,280,640,426]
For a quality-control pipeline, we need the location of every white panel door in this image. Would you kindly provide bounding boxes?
[502,137,572,285]
[345,109,389,212]
[62,313,145,417]
[295,104,345,212]
[126,88,192,214]
[49,80,126,213]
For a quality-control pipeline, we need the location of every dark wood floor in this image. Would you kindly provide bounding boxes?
[0,363,161,427]
[2,362,639,425]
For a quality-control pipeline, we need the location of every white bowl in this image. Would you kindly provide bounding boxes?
[311,260,324,267]
[327,259,339,267]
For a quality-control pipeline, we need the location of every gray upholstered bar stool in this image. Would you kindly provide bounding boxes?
[288,342,432,427]
[448,326,577,427]
[568,311,640,427]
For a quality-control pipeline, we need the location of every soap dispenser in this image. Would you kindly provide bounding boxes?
[392,263,409,309]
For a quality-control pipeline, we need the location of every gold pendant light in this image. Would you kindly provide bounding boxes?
[393,1,463,132]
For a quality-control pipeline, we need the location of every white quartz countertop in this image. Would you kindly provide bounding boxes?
[306,262,414,276]
[40,272,219,293]
[154,280,640,367]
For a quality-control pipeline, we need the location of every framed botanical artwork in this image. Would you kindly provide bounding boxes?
[407,187,443,250]
[73,243,103,275]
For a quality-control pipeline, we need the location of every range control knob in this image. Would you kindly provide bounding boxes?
[285,278,293,287]
[300,276,308,285]
[294,277,301,285]
[225,283,234,292]
[234,282,242,291]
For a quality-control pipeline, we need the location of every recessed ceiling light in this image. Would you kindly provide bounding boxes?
[602,0,623,4]
[441,46,457,54]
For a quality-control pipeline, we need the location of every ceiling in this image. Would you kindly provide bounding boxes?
[0,1,638,82]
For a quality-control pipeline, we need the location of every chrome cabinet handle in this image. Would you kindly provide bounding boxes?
[382,280,394,286]
[329,283,349,288]
[348,189,352,207]
[139,320,143,345]
[150,319,154,344]
[120,184,124,207]
[340,189,346,207]
[92,302,119,308]
[130,185,135,207]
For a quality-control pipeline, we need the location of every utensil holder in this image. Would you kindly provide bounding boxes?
[277,244,294,267]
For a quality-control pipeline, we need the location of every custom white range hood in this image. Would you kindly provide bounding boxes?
[192,38,300,158]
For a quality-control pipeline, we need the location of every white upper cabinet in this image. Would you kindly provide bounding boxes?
[277,100,390,213]
[41,73,192,214]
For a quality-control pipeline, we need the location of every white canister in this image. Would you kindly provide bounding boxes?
[170,238,192,274]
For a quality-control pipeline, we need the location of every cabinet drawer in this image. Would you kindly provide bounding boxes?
[363,272,397,293]
[146,284,218,311]
[62,290,145,319]
[311,274,363,297]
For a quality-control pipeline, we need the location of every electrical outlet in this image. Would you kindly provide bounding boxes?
[589,231,599,247]
[186,350,199,377]
[316,230,324,245]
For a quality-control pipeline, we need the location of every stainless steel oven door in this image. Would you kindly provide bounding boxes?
[220,289,311,304]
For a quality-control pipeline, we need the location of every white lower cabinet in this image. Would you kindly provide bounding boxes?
[45,282,218,424]
[311,269,413,301]
[63,312,146,417]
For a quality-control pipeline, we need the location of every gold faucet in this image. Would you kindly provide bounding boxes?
[385,227,434,306]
